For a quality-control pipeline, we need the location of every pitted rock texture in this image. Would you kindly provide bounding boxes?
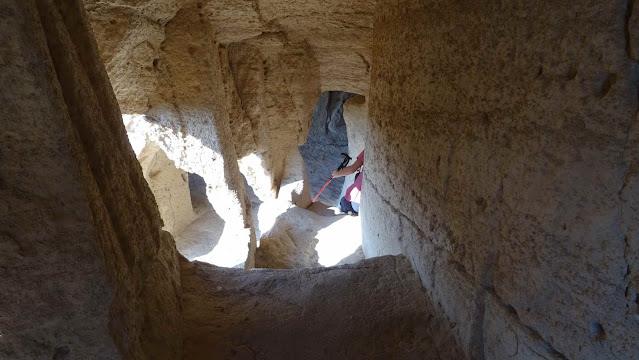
[181,255,463,359]
[207,0,374,94]
[226,35,319,196]
[365,1,639,358]
[87,0,376,264]
[115,1,261,265]
[1,0,181,358]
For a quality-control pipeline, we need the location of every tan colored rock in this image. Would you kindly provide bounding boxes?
[182,255,463,359]
[255,203,363,269]
[205,0,374,93]
[365,1,639,358]
[0,0,181,358]
[227,35,321,197]
[138,142,196,235]
[135,2,258,268]
[84,0,373,218]
[18,0,635,358]
[84,0,179,114]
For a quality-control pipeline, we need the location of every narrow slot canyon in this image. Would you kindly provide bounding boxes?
[1,0,638,359]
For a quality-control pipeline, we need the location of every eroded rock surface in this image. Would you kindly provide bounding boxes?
[85,0,373,206]
[138,143,196,235]
[1,0,181,358]
[181,255,462,359]
[84,0,375,265]
[255,202,363,269]
[365,1,639,358]
[6,0,636,358]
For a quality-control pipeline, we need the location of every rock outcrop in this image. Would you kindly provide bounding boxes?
[255,203,363,268]
[0,0,181,358]
[138,143,196,236]
[84,0,375,268]
[181,255,462,359]
[364,1,639,358]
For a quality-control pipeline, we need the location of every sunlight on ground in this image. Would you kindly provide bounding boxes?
[192,223,250,268]
[123,114,363,269]
[314,210,362,267]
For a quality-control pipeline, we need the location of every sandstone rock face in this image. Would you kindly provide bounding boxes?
[84,0,377,269]
[226,35,320,183]
[22,0,636,358]
[0,0,181,358]
[85,0,379,266]
[192,0,374,94]
[181,255,463,359]
[124,109,256,268]
[138,143,196,235]
[365,1,639,358]
[83,0,179,114]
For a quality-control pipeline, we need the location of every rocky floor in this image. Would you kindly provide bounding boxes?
[179,170,364,269]
[255,202,364,269]
[181,255,462,360]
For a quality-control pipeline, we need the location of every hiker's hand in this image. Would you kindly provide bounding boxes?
[332,169,341,177]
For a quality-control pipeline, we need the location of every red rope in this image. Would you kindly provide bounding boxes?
[312,175,334,202]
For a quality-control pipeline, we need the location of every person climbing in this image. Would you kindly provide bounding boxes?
[332,149,364,214]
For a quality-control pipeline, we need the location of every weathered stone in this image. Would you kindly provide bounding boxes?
[5,0,638,358]
[0,0,181,358]
[138,143,196,236]
[365,1,639,358]
[340,95,369,201]
[181,255,463,359]
[255,202,363,269]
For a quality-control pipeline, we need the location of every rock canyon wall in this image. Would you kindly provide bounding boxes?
[4,0,638,358]
[84,0,375,267]
[0,0,181,358]
[364,1,639,359]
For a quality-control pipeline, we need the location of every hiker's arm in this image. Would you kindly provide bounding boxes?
[332,157,363,177]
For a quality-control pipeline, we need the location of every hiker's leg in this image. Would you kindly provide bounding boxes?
[338,197,350,213]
